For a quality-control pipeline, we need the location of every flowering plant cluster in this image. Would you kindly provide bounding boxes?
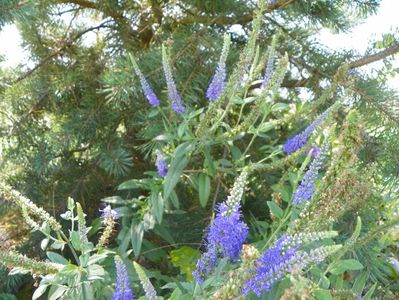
[0,1,397,299]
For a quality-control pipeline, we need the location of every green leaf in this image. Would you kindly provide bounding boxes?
[352,270,369,294]
[101,196,125,204]
[82,282,95,300]
[170,246,200,281]
[79,253,89,267]
[173,141,195,159]
[153,224,175,244]
[163,154,189,201]
[230,146,242,161]
[168,288,183,300]
[41,238,50,250]
[46,251,68,265]
[320,275,330,289]
[178,122,187,138]
[51,240,66,250]
[188,108,204,119]
[67,197,75,210]
[150,191,164,224]
[87,253,107,265]
[271,103,289,112]
[363,282,377,300]
[87,264,105,280]
[203,147,216,178]
[32,284,49,300]
[267,201,283,219]
[198,173,211,208]
[70,231,81,251]
[118,228,130,253]
[169,190,180,209]
[48,285,68,300]
[118,178,154,191]
[314,289,333,300]
[131,221,144,256]
[329,259,364,275]
[257,122,275,133]
[350,216,362,242]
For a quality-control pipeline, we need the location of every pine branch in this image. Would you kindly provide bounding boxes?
[54,144,91,159]
[0,0,29,12]
[12,21,110,84]
[178,0,297,26]
[349,43,399,69]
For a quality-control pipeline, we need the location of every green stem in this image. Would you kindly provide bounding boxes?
[240,106,270,159]
[263,209,292,251]
[158,106,172,128]
[58,231,80,265]
[254,150,282,165]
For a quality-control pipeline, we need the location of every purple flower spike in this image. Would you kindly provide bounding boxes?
[293,139,329,205]
[193,172,249,284]
[162,45,185,113]
[243,235,297,297]
[113,256,133,300]
[155,152,168,177]
[193,202,248,283]
[130,54,160,107]
[206,34,230,102]
[283,108,330,154]
[243,231,339,297]
[260,46,275,90]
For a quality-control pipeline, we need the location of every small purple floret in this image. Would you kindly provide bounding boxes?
[306,146,321,158]
[100,204,118,221]
[155,153,168,177]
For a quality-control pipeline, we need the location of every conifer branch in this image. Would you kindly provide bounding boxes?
[178,0,296,26]
[12,21,110,84]
[349,43,399,69]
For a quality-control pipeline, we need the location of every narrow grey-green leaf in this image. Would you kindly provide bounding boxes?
[131,221,144,257]
[163,155,189,201]
[198,173,211,208]
[151,191,164,224]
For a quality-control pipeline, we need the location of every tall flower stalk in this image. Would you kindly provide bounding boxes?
[98,204,118,248]
[0,181,61,231]
[243,231,340,297]
[162,45,185,113]
[0,250,63,275]
[113,256,134,300]
[283,107,332,154]
[133,262,157,300]
[193,171,249,283]
[293,138,329,205]
[129,54,160,107]
[260,36,277,90]
[206,34,230,102]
